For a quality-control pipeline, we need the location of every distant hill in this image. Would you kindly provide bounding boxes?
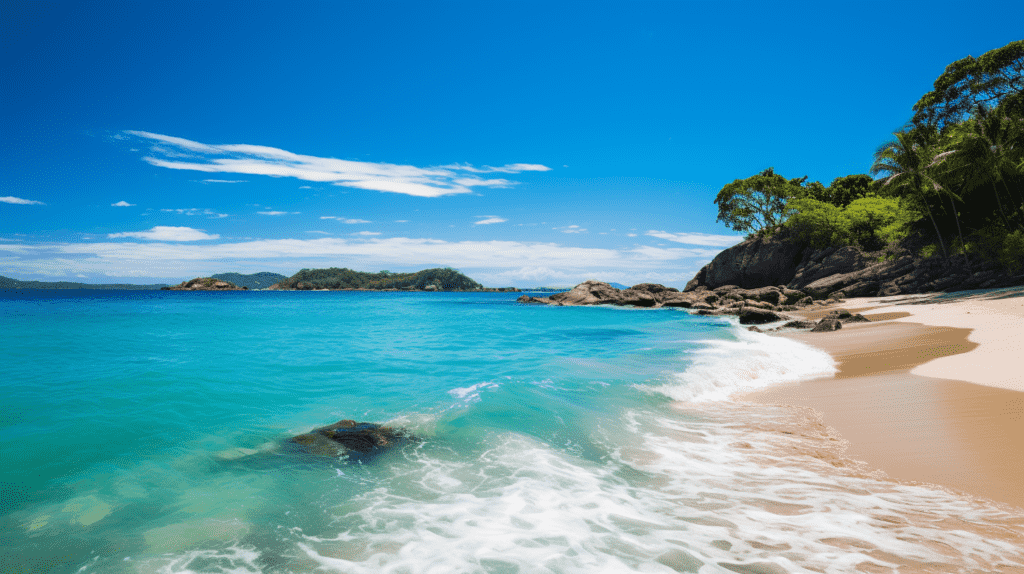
[211,272,288,290]
[0,275,168,290]
[272,267,494,291]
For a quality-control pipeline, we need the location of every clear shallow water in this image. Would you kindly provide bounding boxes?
[1,290,1022,574]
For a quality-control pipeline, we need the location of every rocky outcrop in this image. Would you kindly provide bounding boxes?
[289,419,415,458]
[161,277,247,291]
[686,231,1024,298]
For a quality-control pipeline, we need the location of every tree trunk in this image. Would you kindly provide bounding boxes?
[920,192,949,261]
[947,194,971,271]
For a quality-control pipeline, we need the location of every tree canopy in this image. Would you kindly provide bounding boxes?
[912,40,1024,128]
[714,168,810,234]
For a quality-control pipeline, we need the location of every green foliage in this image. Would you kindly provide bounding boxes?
[714,167,811,234]
[970,225,1024,272]
[912,40,1024,128]
[785,198,850,247]
[797,174,875,207]
[785,195,912,250]
[276,267,484,291]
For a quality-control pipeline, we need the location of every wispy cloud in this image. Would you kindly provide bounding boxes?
[126,131,551,198]
[258,211,299,216]
[321,216,371,224]
[353,231,381,236]
[645,230,744,247]
[111,201,135,207]
[1,196,45,205]
[202,179,247,184]
[474,216,507,225]
[162,208,229,219]
[556,225,586,234]
[305,230,331,235]
[107,226,220,241]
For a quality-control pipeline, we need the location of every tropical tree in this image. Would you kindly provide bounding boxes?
[870,129,951,259]
[714,167,808,234]
[955,104,1024,229]
[912,40,1024,128]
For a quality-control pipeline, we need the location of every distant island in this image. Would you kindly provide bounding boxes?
[0,275,169,290]
[161,278,248,291]
[268,267,517,292]
[211,272,288,290]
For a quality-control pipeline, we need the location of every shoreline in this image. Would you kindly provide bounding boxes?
[741,288,1024,509]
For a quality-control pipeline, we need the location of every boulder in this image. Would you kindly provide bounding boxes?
[843,313,871,324]
[738,287,784,305]
[738,307,788,325]
[661,292,697,308]
[289,419,414,458]
[688,233,806,290]
[516,295,547,304]
[630,283,671,294]
[810,316,843,332]
[618,289,658,307]
[547,280,622,306]
[778,320,815,329]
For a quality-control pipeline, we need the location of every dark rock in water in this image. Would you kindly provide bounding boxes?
[747,326,764,333]
[290,419,414,458]
[811,316,843,332]
[738,307,787,325]
[516,295,547,304]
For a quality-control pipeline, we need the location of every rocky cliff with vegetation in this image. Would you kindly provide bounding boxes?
[687,40,1024,297]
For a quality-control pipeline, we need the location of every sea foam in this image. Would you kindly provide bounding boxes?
[646,324,837,402]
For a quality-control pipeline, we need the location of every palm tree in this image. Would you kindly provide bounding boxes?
[958,104,1024,230]
[870,129,950,259]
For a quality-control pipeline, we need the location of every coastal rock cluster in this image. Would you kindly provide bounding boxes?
[161,277,247,291]
[518,280,871,333]
[685,232,1024,298]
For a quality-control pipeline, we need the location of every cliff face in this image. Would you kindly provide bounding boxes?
[685,232,1024,298]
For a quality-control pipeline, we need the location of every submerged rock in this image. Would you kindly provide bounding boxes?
[289,419,415,458]
[738,307,788,325]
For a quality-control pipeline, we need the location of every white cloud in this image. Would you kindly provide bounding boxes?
[107,226,220,241]
[299,185,312,189]
[556,225,586,234]
[305,231,331,235]
[258,211,299,216]
[111,201,135,207]
[321,216,371,224]
[353,231,381,236]
[1,196,45,205]
[474,216,507,225]
[202,179,247,184]
[394,220,409,223]
[645,230,745,247]
[162,208,229,218]
[126,131,551,198]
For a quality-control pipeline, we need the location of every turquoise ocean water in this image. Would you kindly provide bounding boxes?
[2,290,1022,573]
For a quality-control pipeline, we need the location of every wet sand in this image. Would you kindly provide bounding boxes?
[744,289,1024,509]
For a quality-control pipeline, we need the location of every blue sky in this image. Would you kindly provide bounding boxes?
[3,1,1022,287]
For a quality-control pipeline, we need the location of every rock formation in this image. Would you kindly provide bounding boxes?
[288,419,415,458]
[685,230,1024,299]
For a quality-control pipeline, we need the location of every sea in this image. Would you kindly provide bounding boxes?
[1,289,1022,574]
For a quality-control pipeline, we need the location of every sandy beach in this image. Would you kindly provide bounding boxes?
[744,287,1024,509]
